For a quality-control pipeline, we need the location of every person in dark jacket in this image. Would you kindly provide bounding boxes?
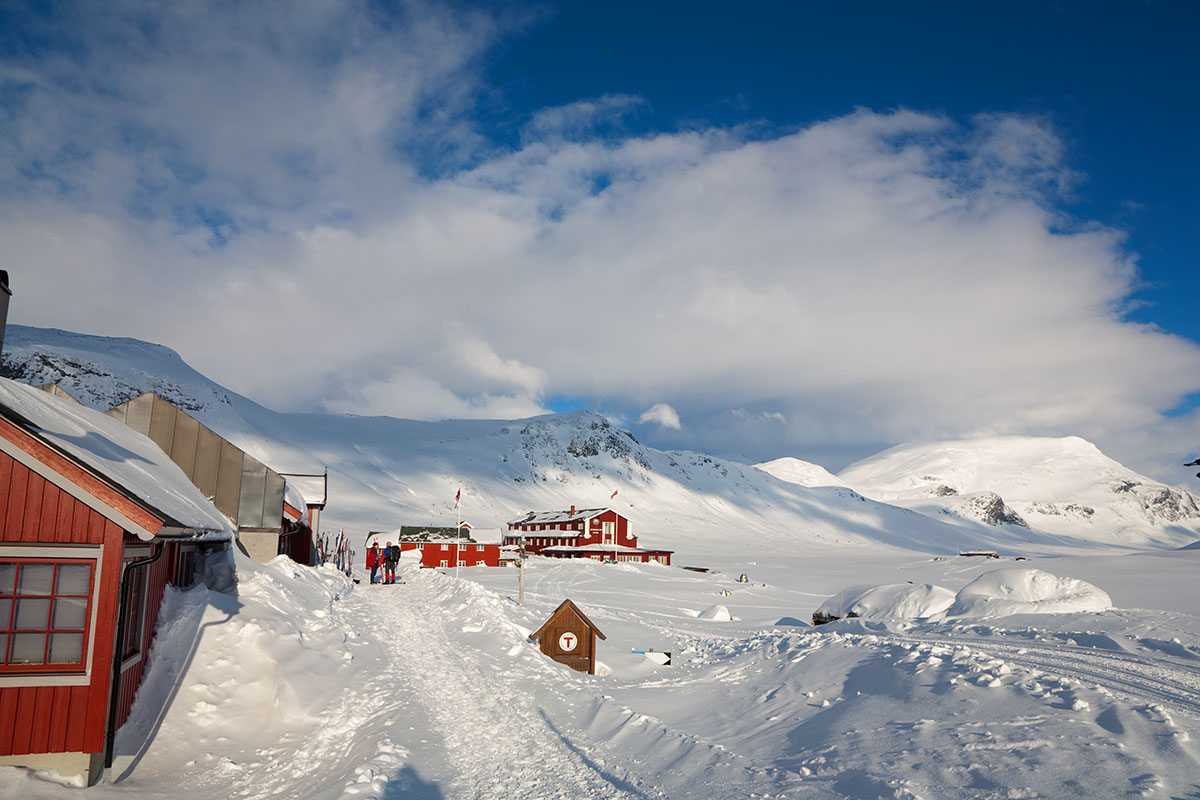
[383,541,399,584]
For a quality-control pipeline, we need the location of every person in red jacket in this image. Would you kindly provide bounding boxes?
[367,541,381,584]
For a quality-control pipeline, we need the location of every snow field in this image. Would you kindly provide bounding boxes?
[1,550,1198,799]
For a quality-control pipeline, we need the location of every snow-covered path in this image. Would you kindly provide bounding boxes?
[349,571,639,800]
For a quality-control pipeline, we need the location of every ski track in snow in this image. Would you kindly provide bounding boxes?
[879,629,1200,719]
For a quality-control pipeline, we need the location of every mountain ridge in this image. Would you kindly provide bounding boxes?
[4,324,1197,561]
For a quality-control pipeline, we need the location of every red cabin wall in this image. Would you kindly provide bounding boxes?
[0,448,128,757]
[398,543,500,567]
[506,512,635,554]
[578,511,634,547]
[0,444,204,760]
[112,536,178,731]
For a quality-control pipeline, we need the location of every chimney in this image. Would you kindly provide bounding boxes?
[0,271,10,359]
[570,505,575,516]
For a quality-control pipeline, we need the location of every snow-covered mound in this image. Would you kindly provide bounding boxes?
[816,582,956,621]
[839,435,1200,548]
[697,604,734,621]
[754,457,844,488]
[945,567,1113,619]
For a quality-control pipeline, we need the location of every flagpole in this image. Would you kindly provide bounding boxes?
[455,488,462,579]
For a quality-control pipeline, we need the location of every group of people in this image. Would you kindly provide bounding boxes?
[366,541,401,584]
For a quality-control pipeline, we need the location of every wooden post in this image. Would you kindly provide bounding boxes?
[518,533,526,606]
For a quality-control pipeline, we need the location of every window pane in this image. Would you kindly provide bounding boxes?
[56,564,91,595]
[48,633,84,664]
[0,564,15,594]
[0,599,11,629]
[17,564,54,595]
[0,633,7,663]
[52,597,88,630]
[10,632,46,663]
[15,598,50,629]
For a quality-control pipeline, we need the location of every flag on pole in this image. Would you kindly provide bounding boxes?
[455,488,461,507]
[610,489,618,499]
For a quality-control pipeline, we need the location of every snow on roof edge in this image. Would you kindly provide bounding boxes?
[0,378,235,540]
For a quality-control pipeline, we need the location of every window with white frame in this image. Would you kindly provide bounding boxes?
[0,559,95,672]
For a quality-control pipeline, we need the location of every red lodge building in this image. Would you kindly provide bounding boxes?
[0,378,234,784]
[505,507,672,565]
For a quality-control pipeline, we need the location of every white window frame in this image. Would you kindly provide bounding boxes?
[0,545,104,688]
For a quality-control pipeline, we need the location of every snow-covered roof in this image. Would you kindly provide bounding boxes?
[508,507,609,526]
[282,473,327,507]
[284,481,308,518]
[0,378,235,540]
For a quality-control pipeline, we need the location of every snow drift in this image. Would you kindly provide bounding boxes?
[945,566,1113,619]
[819,567,1113,622]
[815,582,956,621]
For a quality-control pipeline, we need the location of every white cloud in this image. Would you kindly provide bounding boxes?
[520,94,647,145]
[639,404,682,430]
[3,6,1199,478]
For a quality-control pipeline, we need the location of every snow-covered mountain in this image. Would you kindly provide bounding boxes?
[838,436,1200,549]
[754,456,845,488]
[4,325,1198,561]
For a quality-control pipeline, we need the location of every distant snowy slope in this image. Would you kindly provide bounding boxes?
[233,407,1010,561]
[1,326,240,422]
[839,436,1200,548]
[5,325,1193,562]
[754,456,844,488]
[1,325,317,471]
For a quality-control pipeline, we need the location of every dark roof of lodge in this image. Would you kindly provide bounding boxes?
[507,507,609,526]
[394,525,477,542]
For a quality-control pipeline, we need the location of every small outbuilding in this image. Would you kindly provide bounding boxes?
[528,599,606,675]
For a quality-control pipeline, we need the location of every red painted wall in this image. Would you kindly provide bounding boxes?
[112,535,177,732]
[506,511,636,553]
[0,431,196,761]
[0,447,125,757]
[397,542,501,567]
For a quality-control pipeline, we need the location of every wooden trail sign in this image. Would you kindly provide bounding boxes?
[528,599,607,675]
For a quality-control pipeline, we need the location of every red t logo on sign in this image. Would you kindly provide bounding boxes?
[558,632,578,652]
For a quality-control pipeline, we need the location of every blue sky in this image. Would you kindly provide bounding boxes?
[489,0,1200,437]
[2,0,1198,478]
[484,1,1198,343]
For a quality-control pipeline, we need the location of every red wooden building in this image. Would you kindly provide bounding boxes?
[374,526,504,568]
[0,378,234,784]
[505,507,672,565]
